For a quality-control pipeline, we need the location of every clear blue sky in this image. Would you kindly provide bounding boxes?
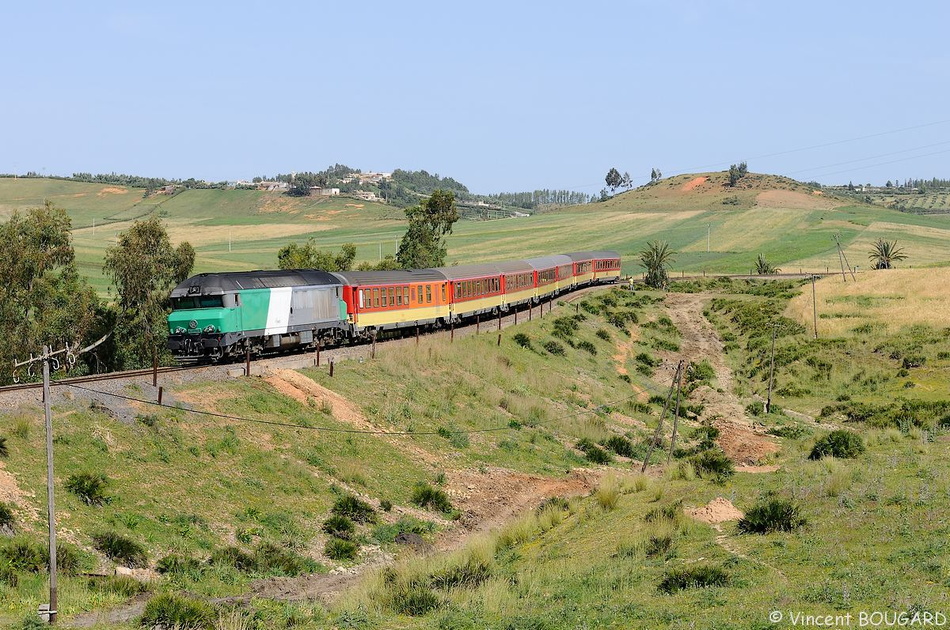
[3,0,948,195]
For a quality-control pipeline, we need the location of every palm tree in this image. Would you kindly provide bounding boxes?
[755,254,779,275]
[868,239,907,269]
[640,241,675,289]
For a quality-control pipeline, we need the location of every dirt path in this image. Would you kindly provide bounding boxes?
[662,293,778,466]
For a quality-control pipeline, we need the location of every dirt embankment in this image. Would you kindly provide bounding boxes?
[662,293,778,466]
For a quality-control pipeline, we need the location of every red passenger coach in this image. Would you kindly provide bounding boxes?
[565,251,622,284]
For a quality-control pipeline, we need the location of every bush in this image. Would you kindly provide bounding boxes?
[325,538,359,561]
[645,535,673,558]
[65,472,110,506]
[767,424,812,439]
[156,554,203,576]
[686,360,715,384]
[140,593,215,629]
[0,502,14,530]
[512,333,532,349]
[809,430,865,460]
[603,435,634,458]
[745,401,765,417]
[372,516,435,543]
[738,497,806,534]
[254,542,317,576]
[0,436,7,458]
[576,340,597,355]
[576,438,613,464]
[411,483,453,513]
[322,515,355,540]
[658,565,730,593]
[332,494,378,524]
[688,448,734,481]
[542,340,565,356]
[389,586,442,616]
[92,532,147,568]
[380,499,393,512]
[595,328,611,341]
[210,546,257,573]
[0,539,45,573]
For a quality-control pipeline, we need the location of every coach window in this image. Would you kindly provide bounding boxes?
[358,290,364,309]
[425,285,432,303]
[396,288,402,306]
[373,288,380,308]
[417,286,423,304]
[441,285,446,302]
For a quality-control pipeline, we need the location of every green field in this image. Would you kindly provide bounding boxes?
[4,174,950,296]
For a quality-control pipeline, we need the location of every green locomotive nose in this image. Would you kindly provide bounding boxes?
[167,308,229,334]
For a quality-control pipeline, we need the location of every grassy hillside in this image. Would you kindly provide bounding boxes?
[4,174,950,296]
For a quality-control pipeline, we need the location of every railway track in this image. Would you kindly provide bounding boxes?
[0,273,822,398]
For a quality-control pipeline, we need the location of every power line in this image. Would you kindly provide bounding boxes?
[801,147,950,180]
[63,382,646,436]
[784,139,950,176]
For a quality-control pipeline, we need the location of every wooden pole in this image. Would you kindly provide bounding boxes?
[415,326,420,345]
[158,387,164,406]
[329,360,334,377]
[316,339,321,367]
[812,276,819,339]
[497,310,501,331]
[152,349,158,387]
[450,320,455,342]
[667,366,685,464]
[42,348,58,624]
[245,346,251,377]
[642,361,683,473]
[371,331,377,359]
[766,324,778,414]
[514,309,518,325]
[476,315,480,334]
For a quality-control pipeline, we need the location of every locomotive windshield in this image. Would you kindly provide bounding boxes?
[172,296,224,309]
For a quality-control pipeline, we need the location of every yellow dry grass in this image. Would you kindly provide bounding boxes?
[681,208,803,253]
[785,269,950,337]
[754,190,841,211]
[162,221,329,247]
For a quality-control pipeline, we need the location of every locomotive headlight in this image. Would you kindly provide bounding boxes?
[175,327,187,334]
[203,325,217,333]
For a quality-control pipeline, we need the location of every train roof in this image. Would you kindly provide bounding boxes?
[524,254,572,270]
[433,260,535,280]
[332,269,447,286]
[170,269,341,296]
[563,250,621,261]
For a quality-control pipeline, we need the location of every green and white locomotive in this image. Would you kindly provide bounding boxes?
[167,270,348,362]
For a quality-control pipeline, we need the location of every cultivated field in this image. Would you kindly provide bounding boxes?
[4,174,950,296]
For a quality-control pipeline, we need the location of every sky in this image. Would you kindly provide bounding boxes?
[2,0,949,195]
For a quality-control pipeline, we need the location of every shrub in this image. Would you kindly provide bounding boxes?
[332,494,378,524]
[738,497,806,534]
[658,565,730,593]
[645,535,673,558]
[688,449,734,481]
[635,352,662,367]
[513,333,532,349]
[603,435,634,458]
[156,554,203,576]
[809,430,865,460]
[380,499,393,512]
[87,574,149,598]
[50,542,83,575]
[0,502,14,530]
[576,438,613,464]
[140,593,215,629]
[0,562,16,587]
[542,340,565,356]
[0,539,45,573]
[595,328,611,341]
[767,424,812,439]
[210,546,257,573]
[429,555,492,589]
[372,517,435,544]
[325,538,359,561]
[0,436,7,458]
[645,501,683,524]
[65,472,110,506]
[745,401,765,417]
[322,515,356,540]
[92,532,147,568]
[411,483,453,513]
[254,542,317,576]
[576,340,597,355]
[686,360,715,384]
[389,585,442,616]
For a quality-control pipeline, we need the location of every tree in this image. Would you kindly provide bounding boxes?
[396,190,459,269]
[650,168,657,182]
[277,241,356,271]
[605,168,622,191]
[0,202,101,383]
[287,172,327,197]
[103,217,194,369]
[754,254,779,275]
[639,241,675,289]
[868,239,907,270]
[621,172,633,190]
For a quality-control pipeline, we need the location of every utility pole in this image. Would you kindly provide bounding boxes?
[13,335,108,625]
[707,224,710,253]
[811,275,819,339]
[766,323,778,415]
[642,360,684,473]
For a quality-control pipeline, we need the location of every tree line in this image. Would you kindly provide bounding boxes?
[485,189,590,210]
[0,205,194,385]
